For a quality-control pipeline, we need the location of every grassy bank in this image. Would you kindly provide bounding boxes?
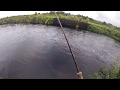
[0,11,120,42]
[89,65,120,79]
[88,22,120,42]
[89,59,120,79]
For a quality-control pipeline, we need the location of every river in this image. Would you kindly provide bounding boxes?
[0,24,120,79]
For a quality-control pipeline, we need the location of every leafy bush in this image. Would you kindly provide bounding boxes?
[87,23,120,42]
[89,59,120,79]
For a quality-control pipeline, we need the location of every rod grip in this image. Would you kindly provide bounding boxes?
[77,72,83,79]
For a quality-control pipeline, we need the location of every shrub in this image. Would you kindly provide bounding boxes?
[89,59,120,79]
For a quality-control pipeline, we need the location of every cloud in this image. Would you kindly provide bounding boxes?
[96,11,111,21]
[0,11,50,19]
[65,11,120,27]
[95,11,120,27]
[115,12,120,20]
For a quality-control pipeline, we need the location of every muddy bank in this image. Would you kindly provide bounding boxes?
[52,18,89,30]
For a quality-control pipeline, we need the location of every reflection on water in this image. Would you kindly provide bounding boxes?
[0,24,120,79]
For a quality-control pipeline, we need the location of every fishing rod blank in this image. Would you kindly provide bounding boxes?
[54,11,83,79]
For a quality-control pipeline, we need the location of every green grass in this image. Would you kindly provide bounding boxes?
[89,59,120,79]
[89,66,120,79]
[0,14,55,25]
[88,22,120,42]
[0,11,120,42]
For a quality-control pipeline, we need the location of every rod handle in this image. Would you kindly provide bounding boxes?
[77,72,83,79]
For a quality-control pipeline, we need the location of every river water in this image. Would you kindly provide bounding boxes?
[0,24,120,79]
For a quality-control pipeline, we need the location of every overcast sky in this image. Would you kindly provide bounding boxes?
[0,11,119,27]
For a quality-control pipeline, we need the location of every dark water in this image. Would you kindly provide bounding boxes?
[0,24,120,79]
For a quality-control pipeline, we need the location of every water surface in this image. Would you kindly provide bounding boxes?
[0,24,120,79]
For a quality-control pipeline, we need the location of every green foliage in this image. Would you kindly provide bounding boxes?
[89,66,120,79]
[0,11,120,79]
[0,14,55,25]
[58,14,65,18]
[87,22,120,42]
[0,11,120,42]
[89,59,120,79]
[74,16,80,22]
[79,17,83,22]
[86,18,89,22]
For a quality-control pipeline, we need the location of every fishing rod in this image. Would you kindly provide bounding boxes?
[54,11,83,79]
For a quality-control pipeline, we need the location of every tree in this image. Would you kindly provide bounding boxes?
[50,11,55,14]
[86,17,89,22]
[35,12,37,15]
[58,14,64,18]
[79,17,84,22]
[103,21,106,25]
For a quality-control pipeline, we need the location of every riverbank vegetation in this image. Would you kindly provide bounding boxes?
[0,11,120,42]
[89,59,120,79]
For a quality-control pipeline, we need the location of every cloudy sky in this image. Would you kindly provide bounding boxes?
[0,11,119,27]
